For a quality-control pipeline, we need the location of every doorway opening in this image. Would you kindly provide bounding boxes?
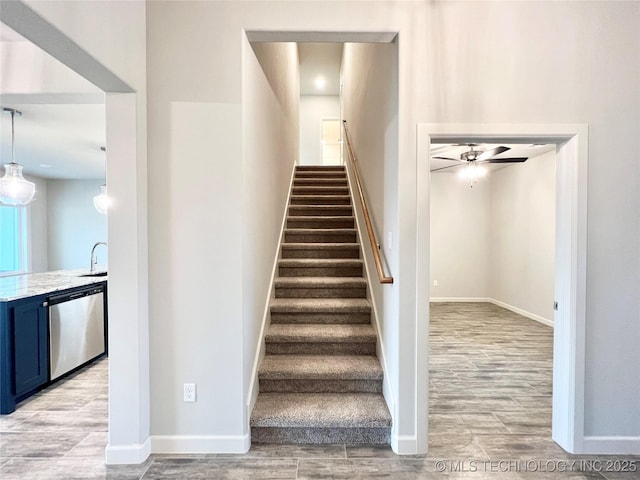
[428,140,557,455]
[416,123,588,454]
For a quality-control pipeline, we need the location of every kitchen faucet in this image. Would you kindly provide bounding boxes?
[90,242,108,273]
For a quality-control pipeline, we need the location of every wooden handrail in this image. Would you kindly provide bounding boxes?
[342,120,393,284]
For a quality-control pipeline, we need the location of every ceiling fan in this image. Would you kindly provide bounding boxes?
[431,144,528,172]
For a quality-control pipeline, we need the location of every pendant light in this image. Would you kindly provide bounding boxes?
[0,108,36,206]
[93,146,110,214]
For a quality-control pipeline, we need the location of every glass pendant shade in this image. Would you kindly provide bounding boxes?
[1,108,35,206]
[93,185,110,215]
[0,162,36,206]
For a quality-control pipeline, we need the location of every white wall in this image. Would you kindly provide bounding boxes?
[299,95,339,165]
[243,41,299,418]
[341,41,400,432]
[430,172,490,299]
[26,174,48,273]
[46,179,107,271]
[490,151,556,322]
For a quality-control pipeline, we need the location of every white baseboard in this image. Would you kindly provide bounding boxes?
[105,437,151,465]
[429,297,554,327]
[581,436,640,455]
[489,298,554,327]
[391,434,422,455]
[430,297,491,303]
[151,434,250,454]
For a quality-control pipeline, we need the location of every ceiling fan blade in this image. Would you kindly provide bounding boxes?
[431,163,464,172]
[476,146,510,161]
[432,156,461,161]
[481,157,528,164]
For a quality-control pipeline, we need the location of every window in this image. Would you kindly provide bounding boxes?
[0,206,28,276]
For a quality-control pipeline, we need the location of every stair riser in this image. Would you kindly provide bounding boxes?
[296,166,345,172]
[293,180,348,187]
[259,379,382,393]
[281,248,360,259]
[270,312,371,324]
[251,427,390,445]
[295,172,346,179]
[275,286,367,299]
[279,266,363,277]
[292,187,350,196]
[290,196,351,206]
[288,207,353,217]
[287,218,354,229]
[285,232,357,243]
[266,342,376,355]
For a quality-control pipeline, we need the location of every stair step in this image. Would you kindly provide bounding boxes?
[295,171,346,179]
[265,324,376,355]
[290,195,351,206]
[293,178,348,187]
[292,186,350,196]
[279,258,363,277]
[281,243,360,259]
[251,392,391,444]
[284,228,357,243]
[275,277,367,298]
[270,298,371,324]
[259,355,382,393]
[288,205,353,217]
[295,166,345,172]
[287,216,354,229]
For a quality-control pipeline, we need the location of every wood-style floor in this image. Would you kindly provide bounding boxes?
[0,302,637,479]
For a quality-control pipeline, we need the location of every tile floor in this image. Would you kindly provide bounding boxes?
[0,302,637,479]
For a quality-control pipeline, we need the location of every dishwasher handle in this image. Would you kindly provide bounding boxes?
[48,286,104,306]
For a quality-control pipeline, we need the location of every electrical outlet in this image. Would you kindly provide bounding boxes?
[433,280,438,287]
[183,383,196,402]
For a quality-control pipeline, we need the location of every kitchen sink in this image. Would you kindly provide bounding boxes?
[79,272,108,277]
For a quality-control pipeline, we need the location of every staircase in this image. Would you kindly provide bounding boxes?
[250,165,391,444]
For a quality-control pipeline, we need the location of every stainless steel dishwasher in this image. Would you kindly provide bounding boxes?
[48,285,106,380]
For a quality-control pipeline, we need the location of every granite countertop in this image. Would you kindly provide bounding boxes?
[0,269,108,302]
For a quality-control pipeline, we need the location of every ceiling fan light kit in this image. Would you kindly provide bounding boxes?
[0,108,36,207]
[432,143,529,186]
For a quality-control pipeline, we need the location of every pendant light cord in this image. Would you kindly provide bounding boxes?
[11,109,16,164]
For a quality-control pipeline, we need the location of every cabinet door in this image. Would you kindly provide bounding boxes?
[13,299,48,397]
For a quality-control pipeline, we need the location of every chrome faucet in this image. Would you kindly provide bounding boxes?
[90,242,108,272]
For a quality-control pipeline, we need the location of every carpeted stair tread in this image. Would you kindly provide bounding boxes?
[274,277,367,288]
[295,166,345,171]
[281,242,360,250]
[265,324,376,343]
[292,186,350,195]
[259,355,382,380]
[250,393,391,428]
[294,172,346,179]
[279,258,363,267]
[286,216,355,229]
[290,194,351,203]
[288,205,353,216]
[270,297,371,313]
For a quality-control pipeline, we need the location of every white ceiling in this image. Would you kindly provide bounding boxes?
[0,22,106,180]
[298,43,343,96]
[430,143,556,173]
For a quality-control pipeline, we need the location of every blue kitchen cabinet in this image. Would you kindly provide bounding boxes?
[0,294,49,414]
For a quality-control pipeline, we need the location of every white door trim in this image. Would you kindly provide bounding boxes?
[416,123,588,454]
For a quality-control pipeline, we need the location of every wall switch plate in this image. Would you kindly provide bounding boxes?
[183,383,196,402]
[433,280,438,287]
